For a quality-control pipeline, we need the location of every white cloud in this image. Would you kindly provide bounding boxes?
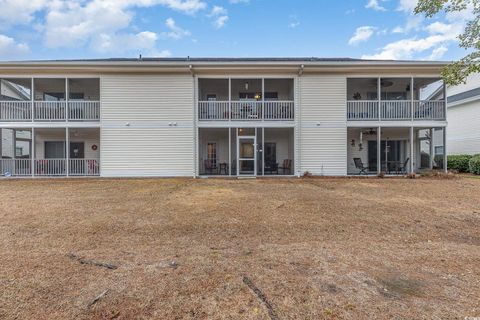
[392,15,422,34]
[210,5,227,16]
[0,0,207,55]
[365,0,387,12]
[362,0,473,61]
[427,46,448,60]
[213,16,229,29]
[0,34,29,59]
[288,15,300,28]
[0,0,48,26]
[92,31,158,53]
[349,26,376,45]
[397,0,418,13]
[162,18,191,39]
[209,6,228,29]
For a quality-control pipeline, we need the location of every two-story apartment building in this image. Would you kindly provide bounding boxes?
[0,58,447,178]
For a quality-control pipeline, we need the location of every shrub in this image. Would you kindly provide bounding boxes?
[469,155,480,175]
[447,154,473,173]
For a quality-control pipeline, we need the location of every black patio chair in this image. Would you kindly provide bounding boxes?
[397,157,410,175]
[353,158,369,175]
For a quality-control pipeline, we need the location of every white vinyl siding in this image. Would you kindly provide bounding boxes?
[298,75,347,175]
[100,74,194,177]
[447,100,480,155]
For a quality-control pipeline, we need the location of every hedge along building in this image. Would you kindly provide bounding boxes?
[0,58,447,178]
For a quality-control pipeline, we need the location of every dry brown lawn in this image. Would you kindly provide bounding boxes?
[0,177,479,320]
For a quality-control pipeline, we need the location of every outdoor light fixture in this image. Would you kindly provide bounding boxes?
[245,82,249,90]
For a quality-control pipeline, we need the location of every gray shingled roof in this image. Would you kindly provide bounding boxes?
[0,57,447,64]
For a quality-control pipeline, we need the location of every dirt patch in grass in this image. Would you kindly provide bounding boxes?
[0,177,479,319]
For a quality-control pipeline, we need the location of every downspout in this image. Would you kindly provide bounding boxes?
[296,64,304,177]
[190,64,197,178]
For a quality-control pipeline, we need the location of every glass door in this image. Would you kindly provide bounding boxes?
[237,135,256,176]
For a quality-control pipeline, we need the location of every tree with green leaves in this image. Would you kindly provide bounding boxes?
[415,0,479,85]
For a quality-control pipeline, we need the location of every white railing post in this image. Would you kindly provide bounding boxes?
[411,77,414,121]
[228,78,231,122]
[31,127,35,177]
[261,78,265,121]
[377,77,381,121]
[65,78,68,122]
[31,78,34,122]
[65,127,69,177]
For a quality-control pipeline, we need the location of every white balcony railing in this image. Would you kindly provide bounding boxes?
[69,159,100,176]
[264,101,295,120]
[34,101,66,121]
[68,101,100,121]
[34,159,66,176]
[346,101,378,120]
[0,159,32,176]
[1,159,101,177]
[198,101,229,120]
[347,100,446,121]
[414,100,445,120]
[0,101,32,121]
[381,101,411,120]
[0,101,100,121]
[198,101,294,121]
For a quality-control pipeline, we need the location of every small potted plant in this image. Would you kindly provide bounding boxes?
[353,92,362,100]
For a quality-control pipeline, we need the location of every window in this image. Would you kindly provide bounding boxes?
[435,146,444,155]
[207,143,217,166]
[44,141,65,159]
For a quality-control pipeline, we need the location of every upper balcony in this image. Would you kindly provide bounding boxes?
[198,78,295,121]
[347,77,445,122]
[0,78,100,122]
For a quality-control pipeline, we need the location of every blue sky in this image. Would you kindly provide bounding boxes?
[0,0,472,61]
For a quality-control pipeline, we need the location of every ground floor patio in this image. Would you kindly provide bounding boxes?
[0,127,100,176]
[347,126,446,175]
[198,127,294,176]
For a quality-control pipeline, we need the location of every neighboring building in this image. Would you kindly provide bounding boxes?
[446,73,480,155]
[0,58,447,177]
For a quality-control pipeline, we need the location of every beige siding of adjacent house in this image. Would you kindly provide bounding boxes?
[100,74,195,177]
[298,75,347,175]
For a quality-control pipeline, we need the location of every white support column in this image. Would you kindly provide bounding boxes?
[236,128,239,176]
[443,127,447,172]
[65,127,69,177]
[261,78,265,121]
[31,78,34,122]
[262,127,265,176]
[411,77,414,121]
[377,78,381,120]
[31,127,35,177]
[65,78,69,122]
[377,126,381,174]
[228,78,231,122]
[228,128,231,176]
[410,127,414,174]
[429,128,434,170]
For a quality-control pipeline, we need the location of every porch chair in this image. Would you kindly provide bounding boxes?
[396,157,410,175]
[279,159,292,175]
[353,158,369,175]
[264,161,279,174]
[204,159,218,175]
